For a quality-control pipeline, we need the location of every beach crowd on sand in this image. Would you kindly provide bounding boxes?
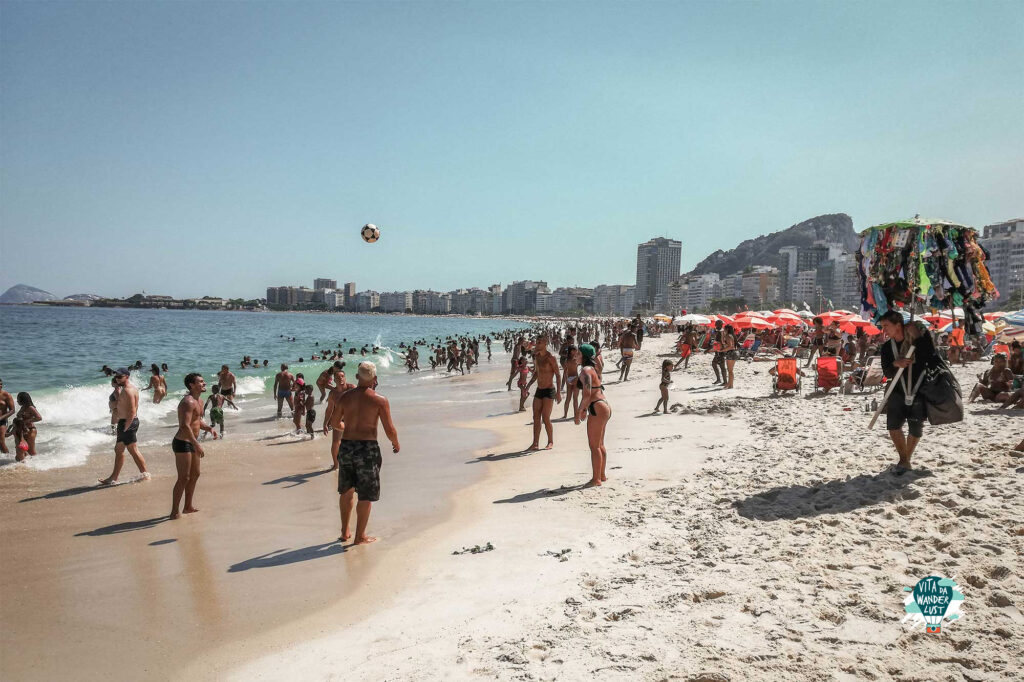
[2,307,1022,679]
[1,310,1022,537]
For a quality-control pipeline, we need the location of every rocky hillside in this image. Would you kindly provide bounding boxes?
[687,213,858,277]
[0,284,58,304]
[64,293,102,302]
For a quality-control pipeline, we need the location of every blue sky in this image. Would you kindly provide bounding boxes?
[2,1,1021,298]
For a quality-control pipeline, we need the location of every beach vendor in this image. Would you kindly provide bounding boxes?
[879,313,939,475]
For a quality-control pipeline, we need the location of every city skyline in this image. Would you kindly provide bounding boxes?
[2,2,1023,298]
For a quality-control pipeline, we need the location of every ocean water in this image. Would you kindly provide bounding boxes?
[0,307,525,470]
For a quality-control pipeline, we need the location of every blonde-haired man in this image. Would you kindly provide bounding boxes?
[332,361,399,545]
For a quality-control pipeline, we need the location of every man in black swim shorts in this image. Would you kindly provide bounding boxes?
[100,368,150,485]
[332,362,400,545]
[524,335,562,451]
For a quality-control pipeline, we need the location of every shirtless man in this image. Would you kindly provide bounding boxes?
[525,336,562,450]
[332,362,399,545]
[170,373,218,518]
[217,365,237,403]
[273,363,295,417]
[0,378,14,455]
[323,367,355,469]
[99,368,150,485]
[618,326,638,382]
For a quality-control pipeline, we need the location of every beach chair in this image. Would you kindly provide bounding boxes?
[852,356,885,393]
[742,338,763,362]
[772,357,800,395]
[814,355,842,393]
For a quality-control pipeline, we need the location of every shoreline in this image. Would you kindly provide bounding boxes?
[0,360,520,681]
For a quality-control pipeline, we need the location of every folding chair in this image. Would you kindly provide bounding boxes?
[852,356,885,393]
[814,355,842,393]
[772,357,801,395]
[742,338,763,362]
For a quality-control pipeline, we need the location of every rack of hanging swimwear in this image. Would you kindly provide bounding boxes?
[856,217,999,336]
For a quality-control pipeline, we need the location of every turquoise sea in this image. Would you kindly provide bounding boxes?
[0,306,525,470]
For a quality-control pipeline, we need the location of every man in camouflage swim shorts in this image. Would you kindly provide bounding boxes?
[332,361,400,545]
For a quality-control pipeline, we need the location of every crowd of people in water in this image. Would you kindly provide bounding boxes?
[2,313,1021,544]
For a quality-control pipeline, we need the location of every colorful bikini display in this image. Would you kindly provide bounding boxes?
[856,217,999,335]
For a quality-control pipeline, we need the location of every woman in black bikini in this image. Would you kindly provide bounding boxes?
[574,344,611,487]
[11,392,42,461]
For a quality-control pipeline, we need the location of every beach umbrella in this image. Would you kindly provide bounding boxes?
[922,313,952,324]
[772,308,799,315]
[798,310,815,318]
[708,314,735,325]
[841,320,880,335]
[675,313,711,325]
[735,317,775,330]
[653,314,672,323]
[768,312,803,325]
[983,311,1007,321]
[817,310,852,324]
[997,310,1024,340]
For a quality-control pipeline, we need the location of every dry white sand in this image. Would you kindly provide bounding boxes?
[227,333,1022,681]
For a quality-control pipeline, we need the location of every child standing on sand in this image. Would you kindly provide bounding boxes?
[653,360,675,414]
[303,385,316,439]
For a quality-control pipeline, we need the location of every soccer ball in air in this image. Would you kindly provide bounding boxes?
[361,224,380,243]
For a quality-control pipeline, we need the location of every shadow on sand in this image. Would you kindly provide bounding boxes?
[466,448,543,464]
[735,469,934,521]
[20,483,122,503]
[76,516,169,536]
[494,483,589,504]
[263,469,331,487]
[228,541,347,572]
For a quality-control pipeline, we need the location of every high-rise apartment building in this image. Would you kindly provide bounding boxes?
[980,219,1023,304]
[685,274,720,312]
[741,267,780,309]
[343,282,357,306]
[593,285,632,316]
[777,243,843,302]
[313,278,337,290]
[635,238,682,311]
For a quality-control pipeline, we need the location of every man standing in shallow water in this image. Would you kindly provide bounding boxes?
[332,362,399,545]
[525,335,562,451]
[273,363,295,417]
[0,378,14,456]
[99,368,150,485]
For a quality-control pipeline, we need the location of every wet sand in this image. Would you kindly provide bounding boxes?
[0,363,512,681]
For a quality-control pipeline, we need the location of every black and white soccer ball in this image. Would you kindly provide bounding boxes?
[361,223,380,243]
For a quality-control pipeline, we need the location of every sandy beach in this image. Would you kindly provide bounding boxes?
[3,334,1021,681]
[219,334,1022,681]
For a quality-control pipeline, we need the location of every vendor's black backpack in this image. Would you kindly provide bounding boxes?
[919,359,964,425]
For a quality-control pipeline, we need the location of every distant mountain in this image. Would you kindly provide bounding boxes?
[0,284,58,304]
[64,293,102,302]
[687,213,859,277]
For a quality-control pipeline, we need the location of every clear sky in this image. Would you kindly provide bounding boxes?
[2,1,1021,299]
